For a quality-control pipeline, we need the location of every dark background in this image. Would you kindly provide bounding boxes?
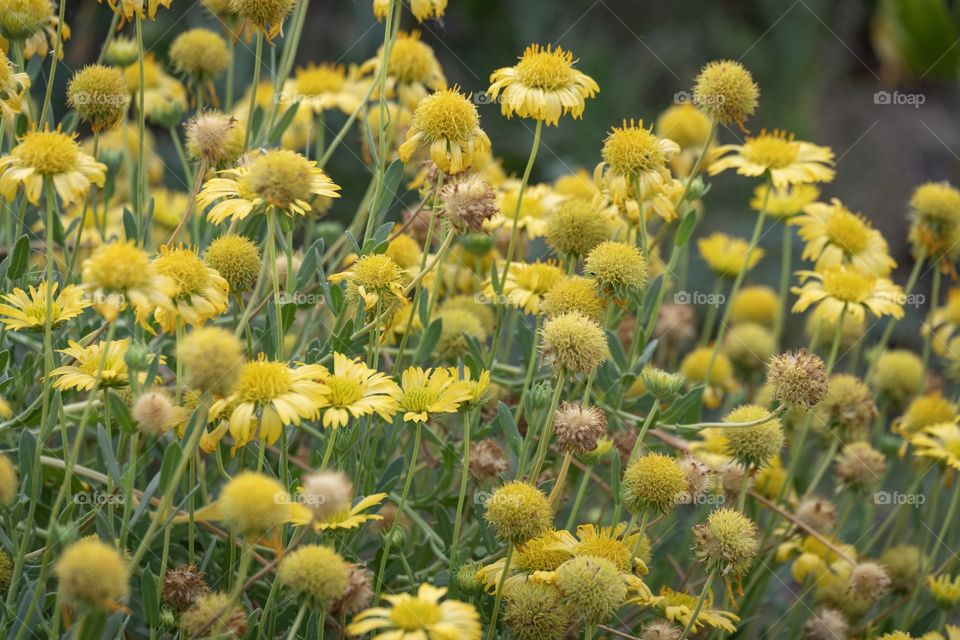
[53,0,960,347]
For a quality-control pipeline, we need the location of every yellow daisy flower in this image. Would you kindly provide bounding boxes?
[50,339,136,391]
[709,130,835,189]
[209,355,327,448]
[153,246,230,332]
[123,54,187,118]
[476,530,572,593]
[487,44,599,126]
[290,492,388,531]
[397,366,473,423]
[316,353,401,429]
[0,128,106,206]
[347,583,482,640]
[791,198,895,277]
[555,523,650,574]
[751,183,820,219]
[359,31,446,111]
[456,367,491,408]
[489,181,565,238]
[595,119,679,203]
[397,87,491,174]
[0,281,89,331]
[911,422,960,471]
[791,265,904,322]
[328,253,407,312]
[643,586,739,633]
[0,48,29,121]
[491,260,564,315]
[198,149,341,224]
[100,0,172,24]
[698,232,765,278]
[288,62,365,115]
[81,241,176,325]
[929,288,960,355]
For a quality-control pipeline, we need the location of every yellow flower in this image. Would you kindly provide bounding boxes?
[397,367,473,423]
[656,103,714,176]
[0,281,88,331]
[487,44,599,126]
[187,471,292,539]
[100,0,172,24]
[359,31,445,110]
[410,0,447,21]
[290,62,364,115]
[347,583,481,640]
[927,288,960,355]
[0,128,106,206]
[791,199,895,277]
[709,130,835,189]
[316,353,401,429]
[698,232,764,278]
[124,54,187,119]
[489,181,564,238]
[595,119,679,204]
[791,265,904,322]
[643,586,739,633]
[152,246,230,332]
[210,356,327,448]
[198,149,341,224]
[50,339,141,391]
[929,575,960,609]
[555,523,650,574]
[751,183,819,219]
[911,422,960,471]
[492,260,564,314]
[398,88,491,174]
[457,367,491,408]
[328,253,407,312]
[81,241,175,325]
[0,48,29,121]
[290,492,388,531]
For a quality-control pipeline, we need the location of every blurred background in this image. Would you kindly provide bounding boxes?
[49,0,960,347]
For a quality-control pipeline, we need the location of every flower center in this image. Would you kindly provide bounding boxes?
[155,248,211,296]
[822,268,874,304]
[14,130,81,175]
[744,131,799,169]
[87,243,153,291]
[389,598,442,630]
[296,64,345,96]
[235,360,293,404]
[325,375,364,407]
[602,121,664,176]
[515,44,575,91]
[412,89,479,142]
[401,386,438,414]
[246,150,316,209]
[388,34,437,84]
[353,254,402,291]
[576,537,631,571]
[824,209,870,255]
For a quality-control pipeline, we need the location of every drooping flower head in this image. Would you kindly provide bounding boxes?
[230,0,294,42]
[487,44,599,126]
[398,87,491,174]
[81,241,175,324]
[153,245,230,332]
[597,119,678,203]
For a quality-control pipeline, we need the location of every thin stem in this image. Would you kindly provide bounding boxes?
[244,32,265,151]
[448,411,475,585]
[484,546,514,640]
[498,119,544,290]
[678,567,717,640]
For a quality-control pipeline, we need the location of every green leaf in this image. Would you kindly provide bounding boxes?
[369,160,405,227]
[414,319,442,363]
[107,390,136,434]
[141,569,160,628]
[497,402,522,455]
[6,234,30,281]
[674,208,698,247]
[269,102,301,145]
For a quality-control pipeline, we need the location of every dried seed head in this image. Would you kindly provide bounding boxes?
[768,350,828,410]
[803,608,849,640]
[847,562,891,602]
[553,402,606,453]
[468,439,508,482]
[300,471,353,522]
[438,173,498,233]
[794,497,837,533]
[161,565,210,613]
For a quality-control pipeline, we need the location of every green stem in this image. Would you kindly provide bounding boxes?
[484,546,514,640]
[528,371,566,481]
[243,32,265,151]
[498,119,544,291]
[448,411,475,585]
[678,567,717,640]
